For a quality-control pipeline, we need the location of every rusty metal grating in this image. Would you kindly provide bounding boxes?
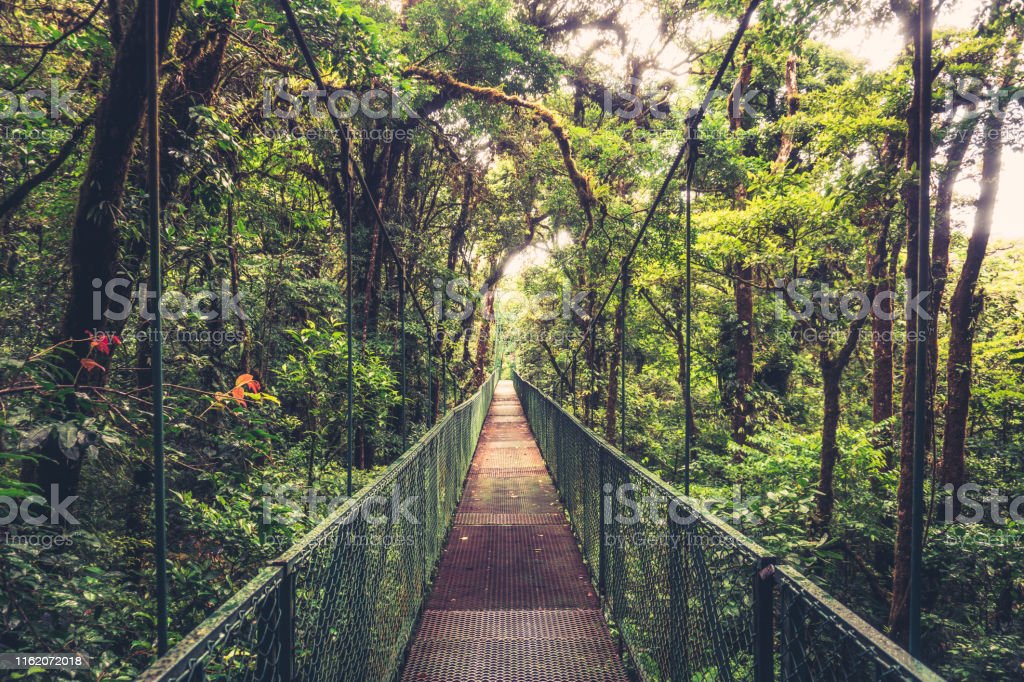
[476,438,537,449]
[459,484,561,515]
[466,466,549,478]
[454,512,566,525]
[478,447,539,458]
[401,640,628,681]
[458,496,560,515]
[470,460,546,471]
[463,473,557,492]
[401,642,627,681]
[473,450,543,469]
[469,466,547,476]
[426,525,598,610]
[411,610,612,640]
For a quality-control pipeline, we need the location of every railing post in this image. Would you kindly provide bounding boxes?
[753,557,777,682]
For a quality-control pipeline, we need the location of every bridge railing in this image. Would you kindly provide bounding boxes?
[138,370,498,682]
[512,371,942,682]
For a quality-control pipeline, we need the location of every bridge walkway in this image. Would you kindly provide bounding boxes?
[401,380,628,681]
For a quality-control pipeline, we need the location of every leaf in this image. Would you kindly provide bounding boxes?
[80,358,105,372]
[56,422,79,454]
[18,425,52,450]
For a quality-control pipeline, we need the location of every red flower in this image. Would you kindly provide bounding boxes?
[85,331,121,355]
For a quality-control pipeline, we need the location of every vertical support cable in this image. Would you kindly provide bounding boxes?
[146,0,168,656]
[441,351,447,414]
[684,134,696,497]
[597,449,606,594]
[909,0,933,657]
[570,354,577,415]
[399,267,407,451]
[589,323,596,428]
[493,311,501,374]
[427,327,434,426]
[277,0,357,496]
[343,146,354,498]
[620,268,628,452]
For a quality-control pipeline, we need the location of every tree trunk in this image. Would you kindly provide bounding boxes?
[473,289,494,386]
[812,306,866,531]
[34,0,182,496]
[889,4,926,641]
[605,295,624,443]
[870,223,896,427]
[869,135,904,438]
[941,112,1002,489]
[728,45,754,449]
[731,263,754,448]
[772,54,799,172]
[923,113,980,461]
[817,362,842,528]
[448,172,474,273]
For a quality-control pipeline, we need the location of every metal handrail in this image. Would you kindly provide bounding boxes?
[137,370,499,682]
[512,370,943,682]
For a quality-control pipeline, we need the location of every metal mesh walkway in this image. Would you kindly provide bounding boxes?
[401,380,628,681]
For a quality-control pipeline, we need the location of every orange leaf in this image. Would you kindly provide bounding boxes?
[80,358,105,372]
[234,373,254,389]
[230,385,247,406]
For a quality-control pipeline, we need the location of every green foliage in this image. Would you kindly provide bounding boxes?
[1,0,1022,678]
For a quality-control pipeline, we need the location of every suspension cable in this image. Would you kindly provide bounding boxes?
[559,0,761,394]
[146,0,168,656]
[684,144,695,495]
[620,267,628,451]
[279,0,464,456]
[399,266,407,451]
[909,0,933,657]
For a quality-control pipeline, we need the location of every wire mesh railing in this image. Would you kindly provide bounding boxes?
[512,370,943,682]
[137,370,498,682]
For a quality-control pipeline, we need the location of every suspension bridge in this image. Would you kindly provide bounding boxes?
[135,369,942,681]
[118,0,951,676]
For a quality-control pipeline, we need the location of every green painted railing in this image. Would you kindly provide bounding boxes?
[513,370,943,682]
[137,371,498,682]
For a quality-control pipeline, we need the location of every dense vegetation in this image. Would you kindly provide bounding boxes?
[0,0,1020,679]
